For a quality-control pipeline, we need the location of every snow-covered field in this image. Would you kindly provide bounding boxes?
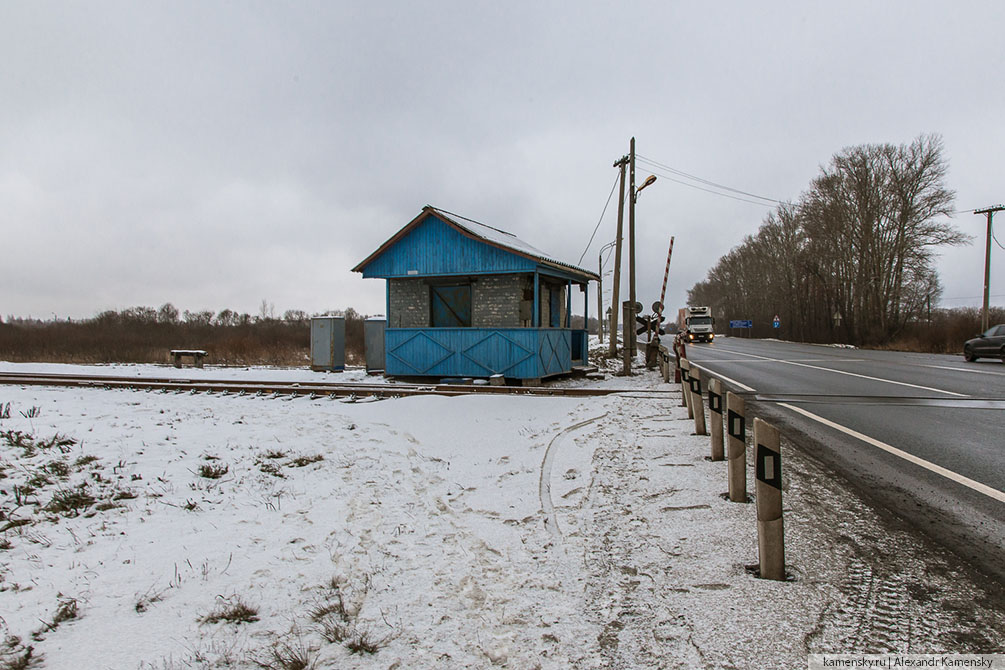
[1,359,1003,669]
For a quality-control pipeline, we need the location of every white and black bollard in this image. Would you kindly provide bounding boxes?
[689,366,707,436]
[754,418,785,581]
[725,391,747,503]
[707,378,724,461]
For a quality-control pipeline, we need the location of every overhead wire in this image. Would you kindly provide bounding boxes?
[636,154,783,205]
[943,294,1005,301]
[638,166,780,207]
[578,173,621,265]
[590,153,1002,260]
[634,156,998,225]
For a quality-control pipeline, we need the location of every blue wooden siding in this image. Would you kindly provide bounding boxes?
[385,328,587,379]
[360,215,538,278]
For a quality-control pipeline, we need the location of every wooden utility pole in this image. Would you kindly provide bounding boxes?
[628,137,637,357]
[609,155,628,359]
[975,205,1004,333]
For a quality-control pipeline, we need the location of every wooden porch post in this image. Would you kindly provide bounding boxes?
[533,271,540,327]
[566,279,572,328]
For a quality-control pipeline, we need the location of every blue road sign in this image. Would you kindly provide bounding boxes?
[729,320,753,329]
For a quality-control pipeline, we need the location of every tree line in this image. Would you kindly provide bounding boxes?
[688,134,974,347]
[0,303,370,365]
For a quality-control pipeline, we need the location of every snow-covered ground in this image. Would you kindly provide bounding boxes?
[1,358,1003,669]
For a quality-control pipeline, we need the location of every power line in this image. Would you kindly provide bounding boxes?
[638,165,780,207]
[943,294,1005,301]
[635,154,1004,224]
[578,173,621,265]
[636,154,783,205]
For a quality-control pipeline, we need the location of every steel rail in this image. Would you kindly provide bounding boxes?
[0,372,670,399]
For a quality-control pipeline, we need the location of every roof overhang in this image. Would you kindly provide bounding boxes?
[352,206,599,283]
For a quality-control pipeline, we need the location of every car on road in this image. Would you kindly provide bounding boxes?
[963,323,1005,362]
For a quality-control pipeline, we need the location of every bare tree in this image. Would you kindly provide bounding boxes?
[689,134,968,345]
[158,302,179,324]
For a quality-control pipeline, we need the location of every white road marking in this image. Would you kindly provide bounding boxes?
[691,358,866,364]
[712,348,967,397]
[778,403,1005,504]
[688,363,755,392]
[921,364,1005,377]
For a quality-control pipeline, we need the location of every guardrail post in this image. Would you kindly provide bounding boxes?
[725,391,747,503]
[707,378,724,461]
[754,418,785,581]
[689,366,706,435]
[673,337,684,383]
[679,358,693,415]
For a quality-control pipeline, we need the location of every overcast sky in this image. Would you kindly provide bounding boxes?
[3,1,1003,322]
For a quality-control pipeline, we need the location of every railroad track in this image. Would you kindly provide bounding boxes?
[0,371,670,400]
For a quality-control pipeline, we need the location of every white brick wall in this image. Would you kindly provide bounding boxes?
[388,274,567,328]
[473,275,525,327]
[389,279,429,328]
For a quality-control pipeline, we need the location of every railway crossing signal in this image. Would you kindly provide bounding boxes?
[636,312,666,336]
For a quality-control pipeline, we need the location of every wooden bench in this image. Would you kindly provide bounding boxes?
[170,349,208,368]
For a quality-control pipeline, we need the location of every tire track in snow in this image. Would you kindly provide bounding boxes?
[539,413,608,540]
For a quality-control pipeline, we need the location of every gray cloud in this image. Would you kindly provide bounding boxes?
[2,1,1002,320]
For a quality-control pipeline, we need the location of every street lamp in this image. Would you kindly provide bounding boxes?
[635,175,657,200]
[598,240,617,343]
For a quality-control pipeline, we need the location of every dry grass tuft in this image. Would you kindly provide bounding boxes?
[197,463,229,479]
[46,487,95,516]
[290,454,323,468]
[309,576,385,655]
[0,635,37,670]
[255,631,318,670]
[200,596,260,625]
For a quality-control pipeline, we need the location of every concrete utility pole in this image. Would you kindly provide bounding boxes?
[975,205,1004,333]
[628,137,637,357]
[597,249,604,343]
[609,155,628,359]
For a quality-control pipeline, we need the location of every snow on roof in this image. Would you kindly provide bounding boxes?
[427,206,598,280]
[352,205,599,281]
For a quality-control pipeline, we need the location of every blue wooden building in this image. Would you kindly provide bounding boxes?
[353,206,599,382]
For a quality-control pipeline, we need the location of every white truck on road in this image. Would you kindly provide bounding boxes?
[682,305,715,343]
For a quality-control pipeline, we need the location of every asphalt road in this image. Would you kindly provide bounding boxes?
[681,336,1005,583]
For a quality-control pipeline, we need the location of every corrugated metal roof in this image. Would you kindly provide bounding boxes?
[424,206,598,280]
[353,205,599,281]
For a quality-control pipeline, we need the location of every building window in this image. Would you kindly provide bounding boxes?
[430,284,472,327]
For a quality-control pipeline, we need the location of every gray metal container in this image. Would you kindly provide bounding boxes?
[310,316,345,371]
[364,317,386,373]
